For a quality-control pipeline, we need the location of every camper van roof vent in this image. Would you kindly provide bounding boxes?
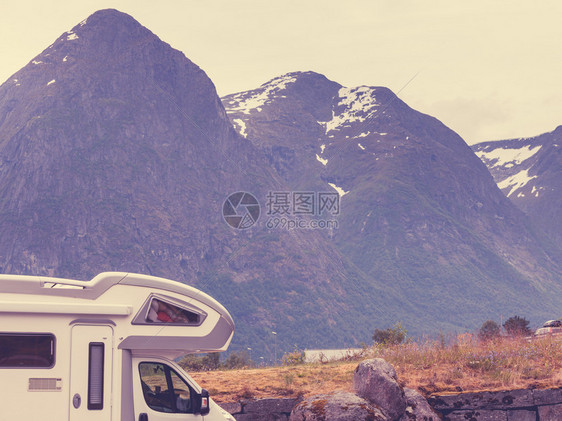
[42,282,84,290]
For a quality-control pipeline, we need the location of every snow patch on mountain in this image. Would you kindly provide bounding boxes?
[66,31,79,41]
[531,185,545,198]
[475,145,542,168]
[316,154,328,166]
[323,86,380,133]
[232,118,247,138]
[224,74,297,115]
[354,132,370,138]
[497,169,537,197]
[328,182,348,197]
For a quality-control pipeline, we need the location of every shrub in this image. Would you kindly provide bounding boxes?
[503,315,532,337]
[179,352,220,371]
[222,350,252,369]
[282,347,305,366]
[478,320,500,342]
[372,322,407,345]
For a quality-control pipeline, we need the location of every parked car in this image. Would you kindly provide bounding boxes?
[534,320,562,337]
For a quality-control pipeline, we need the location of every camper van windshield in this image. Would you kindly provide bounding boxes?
[0,333,54,368]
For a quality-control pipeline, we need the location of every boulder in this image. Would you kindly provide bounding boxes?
[400,388,441,421]
[219,401,242,415]
[354,358,407,420]
[289,392,388,421]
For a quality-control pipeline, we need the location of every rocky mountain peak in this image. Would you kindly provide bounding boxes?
[322,86,394,134]
[22,9,156,71]
[472,126,562,249]
[258,71,340,92]
[60,8,147,47]
[1,8,230,149]
[223,71,340,119]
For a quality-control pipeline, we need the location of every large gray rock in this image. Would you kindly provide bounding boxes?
[220,402,242,415]
[354,358,407,420]
[289,392,388,421]
[400,388,440,421]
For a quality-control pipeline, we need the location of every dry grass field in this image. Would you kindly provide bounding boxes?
[189,334,562,403]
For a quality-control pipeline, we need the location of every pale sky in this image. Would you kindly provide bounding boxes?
[1,0,561,145]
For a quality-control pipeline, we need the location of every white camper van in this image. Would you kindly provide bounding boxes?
[0,272,236,421]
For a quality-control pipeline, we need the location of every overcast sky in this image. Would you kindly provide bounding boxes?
[1,0,560,145]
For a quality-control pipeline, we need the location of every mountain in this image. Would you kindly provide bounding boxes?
[2,9,560,359]
[0,10,404,356]
[472,127,562,250]
[223,72,562,331]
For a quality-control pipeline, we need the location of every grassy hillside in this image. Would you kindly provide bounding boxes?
[187,334,562,403]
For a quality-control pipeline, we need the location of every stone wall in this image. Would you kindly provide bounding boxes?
[221,388,562,420]
[220,397,302,421]
[429,388,562,420]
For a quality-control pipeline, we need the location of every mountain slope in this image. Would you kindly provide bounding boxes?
[472,127,562,250]
[2,10,560,356]
[0,10,405,356]
[223,72,562,331]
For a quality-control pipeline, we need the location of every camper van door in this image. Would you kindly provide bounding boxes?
[69,324,113,421]
[132,357,204,420]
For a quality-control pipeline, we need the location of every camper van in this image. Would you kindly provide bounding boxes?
[0,272,236,421]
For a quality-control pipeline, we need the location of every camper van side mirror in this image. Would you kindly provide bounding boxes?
[192,388,210,415]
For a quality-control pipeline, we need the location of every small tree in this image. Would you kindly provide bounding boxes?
[201,352,220,370]
[372,322,406,345]
[478,320,500,341]
[222,350,252,369]
[503,315,532,337]
[179,352,220,371]
[282,346,305,366]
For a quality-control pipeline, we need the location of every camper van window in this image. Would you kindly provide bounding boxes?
[146,299,200,325]
[139,362,193,413]
[87,343,105,410]
[0,333,55,368]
